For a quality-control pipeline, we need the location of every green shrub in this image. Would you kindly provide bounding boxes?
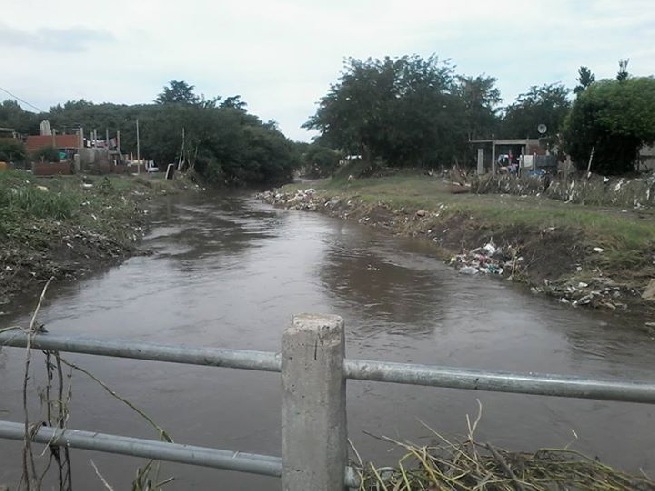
[32,146,60,163]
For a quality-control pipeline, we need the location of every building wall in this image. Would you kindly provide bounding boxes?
[31,162,72,176]
[25,134,80,153]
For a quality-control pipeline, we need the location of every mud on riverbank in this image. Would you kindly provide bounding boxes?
[0,172,197,313]
[259,186,655,327]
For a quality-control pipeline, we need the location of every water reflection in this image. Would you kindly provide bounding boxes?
[320,243,447,338]
[147,195,284,268]
[0,194,654,490]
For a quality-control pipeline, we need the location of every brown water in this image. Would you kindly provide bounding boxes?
[1,193,654,490]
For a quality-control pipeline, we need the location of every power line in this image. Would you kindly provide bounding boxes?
[0,86,45,113]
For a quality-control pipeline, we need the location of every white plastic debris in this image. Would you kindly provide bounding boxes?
[482,242,496,255]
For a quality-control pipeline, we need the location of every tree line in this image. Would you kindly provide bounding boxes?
[304,56,655,176]
[0,80,299,186]
[2,57,655,183]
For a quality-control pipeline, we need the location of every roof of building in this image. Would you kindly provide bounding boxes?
[25,134,79,152]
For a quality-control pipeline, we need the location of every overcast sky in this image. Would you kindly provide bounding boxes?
[2,0,654,141]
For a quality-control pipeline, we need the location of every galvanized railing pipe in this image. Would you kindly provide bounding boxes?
[2,331,654,404]
[344,359,655,404]
[0,331,281,372]
[0,420,361,488]
[0,420,282,477]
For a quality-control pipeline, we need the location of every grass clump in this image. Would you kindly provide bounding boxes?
[356,410,654,491]
[358,436,655,490]
[0,171,79,222]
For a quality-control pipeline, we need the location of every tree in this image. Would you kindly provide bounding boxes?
[0,139,27,161]
[304,55,470,168]
[302,143,342,178]
[220,96,247,110]
[32,146,60,162]
[616,59,630,82]
[457,75,501,139]
[304,56,400,162]
[34,86,299,186]
[574,66,595,96]
[563,77,655,175]
[155,80,200,105]
[0,100,41,134]
[500,83,571,139]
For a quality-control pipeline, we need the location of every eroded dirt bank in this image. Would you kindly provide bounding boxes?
[259,186,655,330]
[0,173,197,313]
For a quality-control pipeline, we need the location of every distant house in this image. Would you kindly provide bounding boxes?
[469,138,548,174]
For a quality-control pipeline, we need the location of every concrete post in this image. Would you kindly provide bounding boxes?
[491,141,496,175]
[281,314,347,491]
[476,148,484,175]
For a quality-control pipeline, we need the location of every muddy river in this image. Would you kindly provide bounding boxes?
[1,193,653,489]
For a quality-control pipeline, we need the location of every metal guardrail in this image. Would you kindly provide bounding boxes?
[2,316,655,490]
[2,331,654,404]
[344,359,655,403]
[0,331,281,372]
[0,421,283,478]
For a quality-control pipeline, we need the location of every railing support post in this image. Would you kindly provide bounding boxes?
[282,314,348,491]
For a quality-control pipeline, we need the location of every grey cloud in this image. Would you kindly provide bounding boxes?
[0,24,114,52]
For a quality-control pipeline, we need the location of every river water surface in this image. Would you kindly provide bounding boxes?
[1,193,654,489]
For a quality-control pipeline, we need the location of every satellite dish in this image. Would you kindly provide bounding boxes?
[537,124,547,134]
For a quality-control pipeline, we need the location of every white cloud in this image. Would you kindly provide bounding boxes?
[2,0,654,140]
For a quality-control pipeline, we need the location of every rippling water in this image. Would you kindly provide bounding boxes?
[1,192,653,489]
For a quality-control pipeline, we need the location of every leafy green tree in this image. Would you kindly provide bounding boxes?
[32,146,60,162]
[457,75,501,139]
[48,100,134,138]
[500,83,571,139]
[304,55,471,168]
[574,66,595,96]
[220,96,247,110]
[155,80,200,105]
[616,59,630,82]
[0,139,27,161]
[0,100,41,134]
[302,143,342,178]
[304,56,399,162]
[563,77,655,175]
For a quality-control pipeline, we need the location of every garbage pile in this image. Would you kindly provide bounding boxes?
[449,241,519,276]
[535,278,630,310]
[257,189,321,211]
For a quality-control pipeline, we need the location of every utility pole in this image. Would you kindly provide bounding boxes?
[178,127,185,170]
[136,119,141,175]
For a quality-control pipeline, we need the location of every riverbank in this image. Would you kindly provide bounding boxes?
[0,171,197,313]
[260,174,655,326]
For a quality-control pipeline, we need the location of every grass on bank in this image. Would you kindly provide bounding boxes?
[287,174,655,253]
[0,170,181,239]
